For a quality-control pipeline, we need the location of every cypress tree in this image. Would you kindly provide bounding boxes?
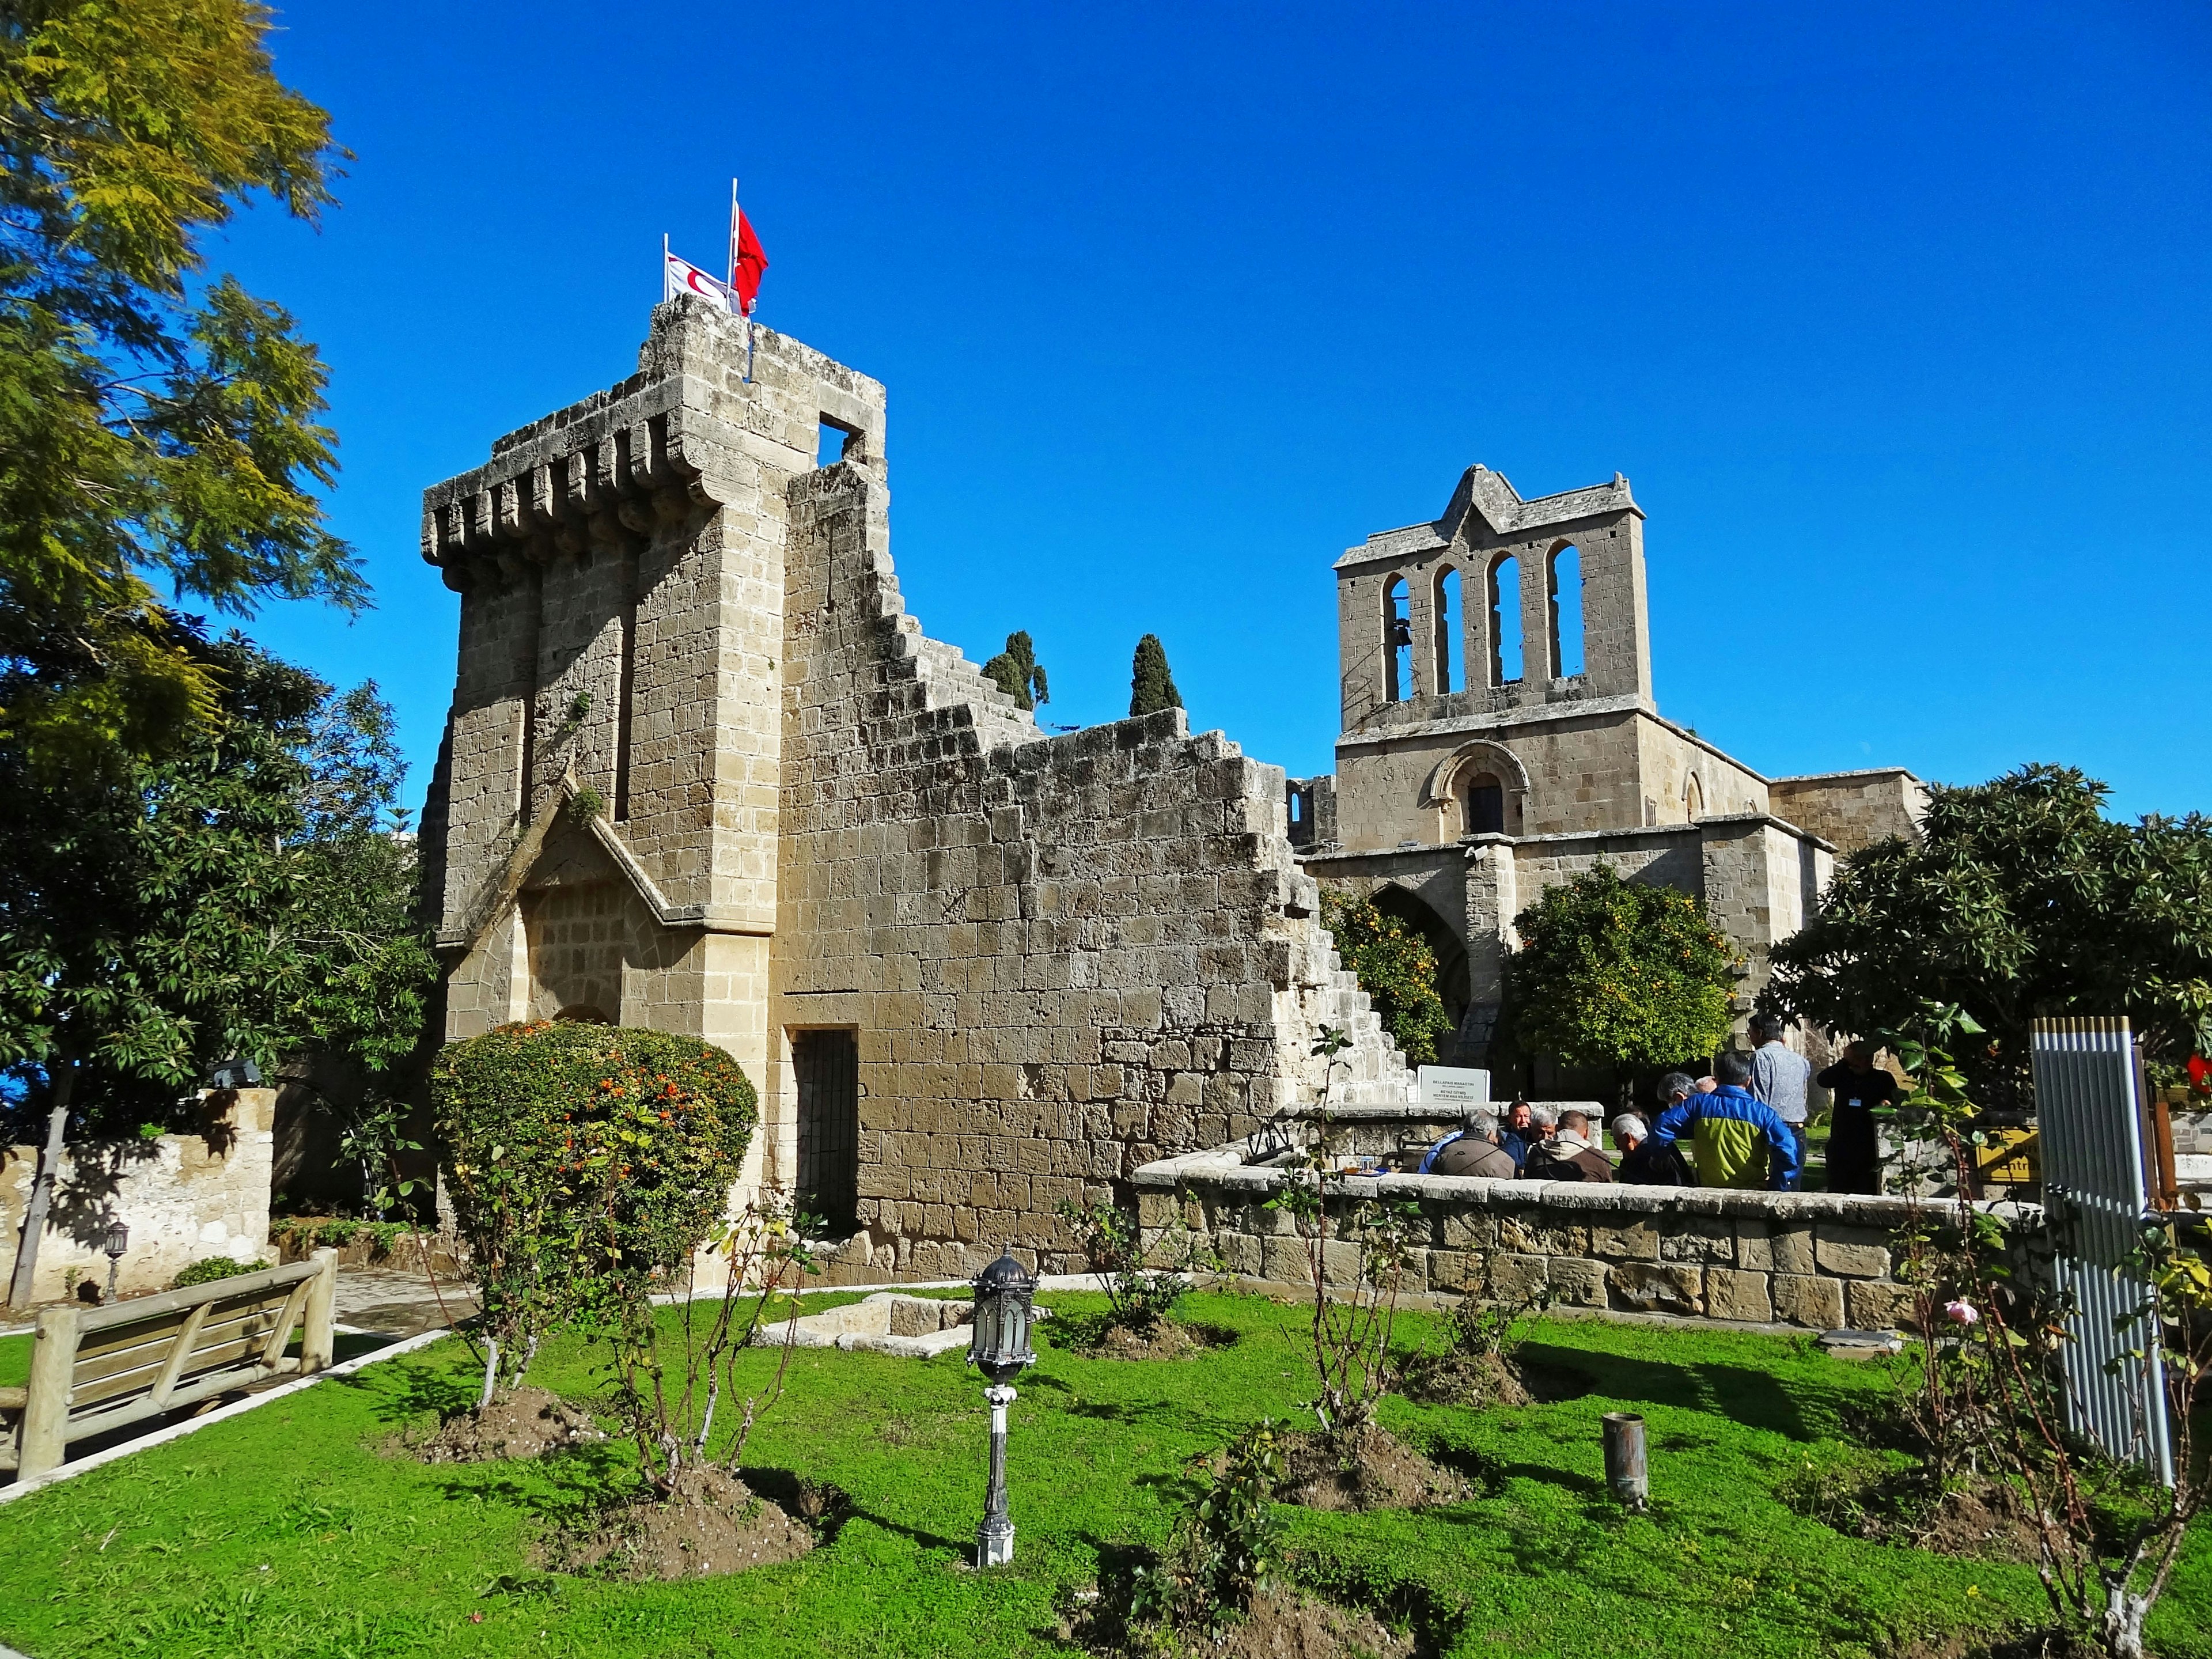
[982,631,1048,711]
[1128,634,1183,718]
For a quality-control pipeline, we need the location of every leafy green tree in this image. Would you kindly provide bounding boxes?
[1500,863,1736,1094]
[1320,892,1453,1066]
[1,0,357,773]
[1,632,436,1306]
[1762,764,2212,1108]
[1128,632,1182,718]
[982,630,1048,711]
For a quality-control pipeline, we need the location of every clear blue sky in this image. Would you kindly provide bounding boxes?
[218,1,2210,821]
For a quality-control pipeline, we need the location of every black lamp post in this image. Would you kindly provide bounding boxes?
[967,1249,1037,1567]
[103,1219,128,1304]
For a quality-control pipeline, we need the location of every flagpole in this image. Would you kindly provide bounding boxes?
[732,177,755,384]
[662,233,671,305]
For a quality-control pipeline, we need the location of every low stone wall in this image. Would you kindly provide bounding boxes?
[1135,1115,2043,1331]
[1,1089,275,1304]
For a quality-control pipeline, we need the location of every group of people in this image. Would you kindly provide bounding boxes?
[1415,1014,1904,1194]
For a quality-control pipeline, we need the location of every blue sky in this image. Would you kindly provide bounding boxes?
[218,1,2210,821]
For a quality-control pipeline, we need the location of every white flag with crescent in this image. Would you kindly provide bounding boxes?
[664,250,738,313]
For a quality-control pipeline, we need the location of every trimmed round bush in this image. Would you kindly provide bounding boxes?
[431,1021,759,1392]
[169,1255,269,1290]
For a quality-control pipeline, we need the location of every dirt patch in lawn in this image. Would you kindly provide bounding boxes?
[1400,1351,1591,1410]
[1065,1318,1235,1361]
[1783,1461,2044,1566]
[1210,1588,1416,1658]
[408,1387,605,1463]
[1910,1481,2045,1566]
[551,1464,817,1581]
[1280,1426,1469,1512]
[1062,1582,1416,1658]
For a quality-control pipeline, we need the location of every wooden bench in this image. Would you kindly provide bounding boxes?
[1,1247,338,1482]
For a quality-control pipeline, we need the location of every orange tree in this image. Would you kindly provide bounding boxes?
[1501,862,1736,1100]
[1320,892,1453,1066]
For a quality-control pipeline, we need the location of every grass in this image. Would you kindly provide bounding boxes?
[0,1289,2205,1659]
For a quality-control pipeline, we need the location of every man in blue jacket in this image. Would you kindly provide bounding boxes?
[1649,1049,1800,1191]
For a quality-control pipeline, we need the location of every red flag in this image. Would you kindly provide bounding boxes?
[729,198,768,315]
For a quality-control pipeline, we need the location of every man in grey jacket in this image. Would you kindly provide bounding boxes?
[1749,1014,1813,1190]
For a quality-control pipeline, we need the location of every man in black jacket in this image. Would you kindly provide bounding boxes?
[1816,1042,1899,1195]
[1611,1108,1692,1185]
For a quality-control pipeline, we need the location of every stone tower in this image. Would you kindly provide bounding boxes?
[419,299,1414,1277]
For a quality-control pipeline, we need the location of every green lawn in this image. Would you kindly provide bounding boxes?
[1,1290,2206,1659]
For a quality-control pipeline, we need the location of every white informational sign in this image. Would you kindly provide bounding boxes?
[1418,1065,1491,1107]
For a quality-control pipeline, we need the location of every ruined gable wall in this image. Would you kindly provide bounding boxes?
[774,465,1411,1281]
[1767,769,1927,855]
[1631,716,1770,827]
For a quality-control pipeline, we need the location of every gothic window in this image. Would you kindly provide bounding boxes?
[1384,576,1412,702]
[1466,771,1506,835]
[1685,772,1705,821]
[1488,555,1523,685]
[1548,543,1585,677]
[1433,566,1460,694]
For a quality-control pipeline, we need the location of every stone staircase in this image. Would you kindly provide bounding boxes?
[880,612,1039,751]
[1312,950,1418,1106]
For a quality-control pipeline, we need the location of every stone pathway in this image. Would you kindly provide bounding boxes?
[335,1266,478,1339]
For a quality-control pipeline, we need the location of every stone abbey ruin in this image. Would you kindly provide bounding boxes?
[418,298,1923,1285]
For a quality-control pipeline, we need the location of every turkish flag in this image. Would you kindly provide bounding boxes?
[730,208,768,314]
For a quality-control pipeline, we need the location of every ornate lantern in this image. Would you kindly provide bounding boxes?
[968,1250,1037,1566]
[103,1219,129,1304]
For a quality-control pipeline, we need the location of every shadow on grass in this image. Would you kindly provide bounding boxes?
[333,1354,483,1426]
[1513,1343,1863,1442]
[427,1440,637,1524]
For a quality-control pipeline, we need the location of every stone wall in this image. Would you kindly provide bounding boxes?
[771,462,1414,1282]
[0,1089,275,1302]
[1134,1113,2037,1330]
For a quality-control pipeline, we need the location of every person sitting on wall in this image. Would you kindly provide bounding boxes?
[1521,1109,1616,1181]
[1417,1108,1518,1178]
[1816,1041,1900,1195]
[1649,1049,1801,1191]
[1612,1105,1693,1185]
[1749,1013,1815,1190]
[1498,1099,1540,1172]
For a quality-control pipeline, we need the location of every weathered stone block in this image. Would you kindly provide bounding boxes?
[1440,1210,1497,1252]
[1609,1262,1704,1316]
[1261,1234,1308,1286]
[1771,1223,1816,1277]
[1844,1279,1918,1331]
[1734,1221,1774,1272]
[1219,1231,1263,1278]
[1815,1224,1891,1280]
[1425,1248,1481,1293]
[1591,1218,1660,1260]
[1547,1256,1608,1308]
[1704,1267,1773,1324]
[1660,1217,1736,1264]
[1487,1253,1549,1303]
[1771,1273,1845,1328]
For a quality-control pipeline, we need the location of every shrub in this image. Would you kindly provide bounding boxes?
[1128,1421,1287,1639]
[170,1255,268,1289]
[430,1021,758,1404]
[1056,1196,1218,1334]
